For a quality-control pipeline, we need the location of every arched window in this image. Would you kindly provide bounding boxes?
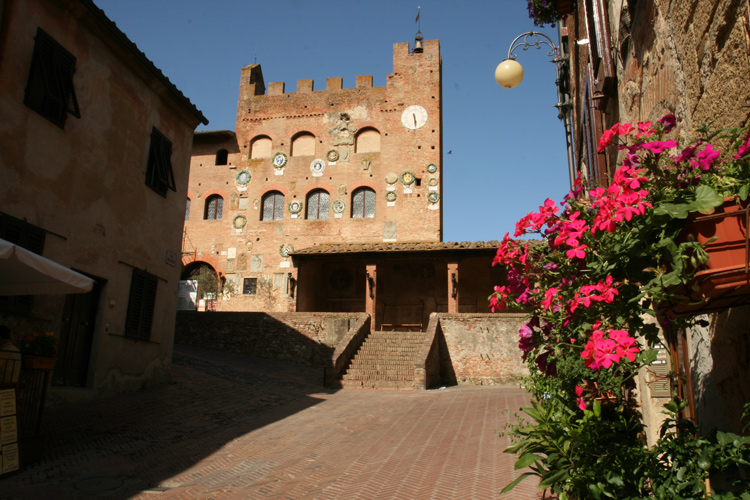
[291,132,315,156]
[355,128,381,153]
[204,195,223,220]
[351,187,375,218]
[306,189,330,220]
[215,149,228,165]
[250,136,272,159]
[261,191,285,221]
[185,198,191,221]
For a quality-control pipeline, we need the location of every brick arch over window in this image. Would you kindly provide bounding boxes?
[291,132,315,156]
[215,149,228,165]
[355,127,380,153]
[306,189,330,220]
[204,194,223,220]
[250,135,272,159]
[261,190,285,221]
[351,186,376,218]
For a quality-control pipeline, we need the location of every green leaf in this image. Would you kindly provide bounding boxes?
[690,185,725,214]
[500,472,535,494]
[697,448,712,470]
[538,468,569,488]
[515,453,544,469]
[716,431,734,446]
[639,349,658,364]
[654,203,691,219]
[676,466,687,481]
[740,184,749,201]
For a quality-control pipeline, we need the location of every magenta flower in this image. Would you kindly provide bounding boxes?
[640,140,678,154]
[690,144,721,171]
[659,114,676,132]
[735,132,750,159]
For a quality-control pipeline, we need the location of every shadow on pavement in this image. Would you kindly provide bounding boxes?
[1,345,334,500]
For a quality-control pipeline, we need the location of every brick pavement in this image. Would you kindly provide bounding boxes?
[1,347,540,500]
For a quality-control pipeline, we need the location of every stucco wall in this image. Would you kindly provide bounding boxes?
[0,0,203,399]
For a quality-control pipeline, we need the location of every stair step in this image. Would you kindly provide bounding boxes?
[340,379,415,390]
[339,330,427,389]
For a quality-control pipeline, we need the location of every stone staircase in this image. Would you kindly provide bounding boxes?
[340,330,425,389]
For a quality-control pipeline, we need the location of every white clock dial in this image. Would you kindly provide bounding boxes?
[401,105,428,130]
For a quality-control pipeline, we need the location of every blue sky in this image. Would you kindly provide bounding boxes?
[93,0,571,243]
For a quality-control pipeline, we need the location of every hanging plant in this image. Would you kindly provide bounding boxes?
[526,0,575,27]
[495,115,750,497]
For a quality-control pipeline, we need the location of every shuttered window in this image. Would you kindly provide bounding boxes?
[146,127,176,197]
[24,28,80,128]
[125,268,158,340]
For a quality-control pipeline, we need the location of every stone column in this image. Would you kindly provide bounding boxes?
[365,263,378,330]
[448,262,459,313]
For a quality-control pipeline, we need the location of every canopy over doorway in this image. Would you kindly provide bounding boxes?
[0,238,94,295]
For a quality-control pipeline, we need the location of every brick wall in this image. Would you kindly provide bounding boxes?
[183,40,444,312]
[437,313,528,385]
[174,311,365,367]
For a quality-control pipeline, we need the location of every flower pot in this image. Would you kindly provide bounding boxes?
[557,0,575,16]
[23,355,57,370]
[667,198,750,316]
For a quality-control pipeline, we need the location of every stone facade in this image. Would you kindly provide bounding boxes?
[565,0,750,437]
[0,0,206,400]
[183,40,443,312]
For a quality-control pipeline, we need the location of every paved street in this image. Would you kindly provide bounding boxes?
[2,346,538,500]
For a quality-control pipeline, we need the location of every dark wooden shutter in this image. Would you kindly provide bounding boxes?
[125,269,158,340]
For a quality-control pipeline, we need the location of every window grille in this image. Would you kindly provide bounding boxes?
[243,278,257,295]
[185,198,191,221]
[306,189,330,220]
[204,195,223,220]
[262,191,284,221]
[24,28,80,128]
[352,187,375,218]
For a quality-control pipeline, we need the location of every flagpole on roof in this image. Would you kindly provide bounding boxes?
[413,6,423,53]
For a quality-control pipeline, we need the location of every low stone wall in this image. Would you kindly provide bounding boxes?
[174,311,365,367]
[437,313,528,385]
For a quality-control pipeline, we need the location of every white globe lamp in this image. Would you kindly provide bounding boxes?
[495,59,524,89]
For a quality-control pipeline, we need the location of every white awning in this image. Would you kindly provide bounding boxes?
[0,238,94,295]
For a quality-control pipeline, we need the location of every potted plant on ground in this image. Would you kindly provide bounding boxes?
[492,115,750,497]
[20,331,59,370]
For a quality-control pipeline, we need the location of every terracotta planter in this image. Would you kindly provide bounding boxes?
[556,0,576,16]
[668,198,750,316]
[23,355,57,370]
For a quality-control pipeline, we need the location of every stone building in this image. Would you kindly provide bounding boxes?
[563,0,750,437]
[0,0,207,400]
[182,39,502,326]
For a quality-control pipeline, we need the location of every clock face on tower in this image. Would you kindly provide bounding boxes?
[401,105,428,130]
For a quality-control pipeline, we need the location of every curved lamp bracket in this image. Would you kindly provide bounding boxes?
[507,31,558,60]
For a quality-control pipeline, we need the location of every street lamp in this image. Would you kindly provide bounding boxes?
[495,30,576,187]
